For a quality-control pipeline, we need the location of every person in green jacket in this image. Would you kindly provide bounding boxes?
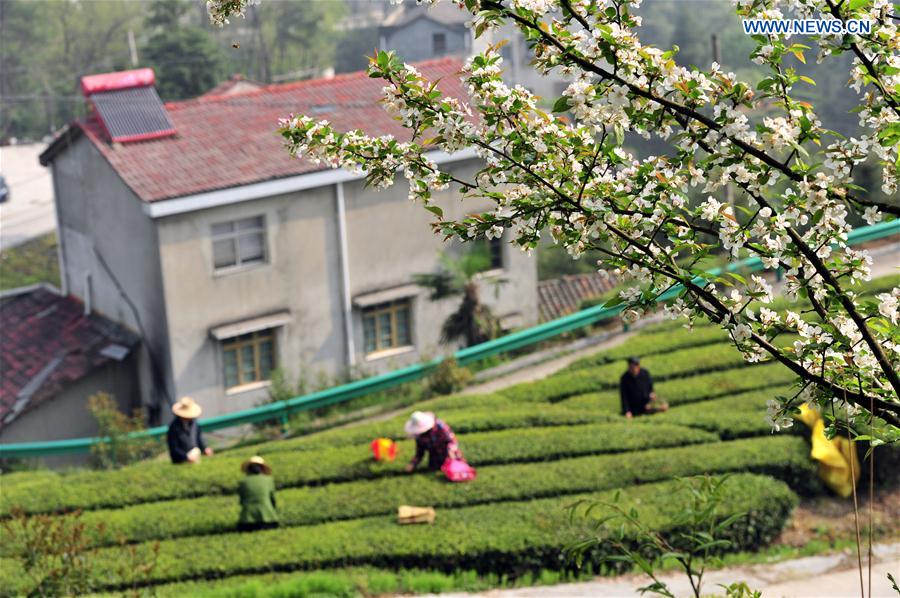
[237,456,279,532]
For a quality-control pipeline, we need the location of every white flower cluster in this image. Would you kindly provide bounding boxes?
[206,0,258,26]
[765,398,794,432]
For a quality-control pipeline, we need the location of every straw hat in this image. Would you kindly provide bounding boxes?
[241,455,272,475]
[404,411,436,437]
[171,396,202,419]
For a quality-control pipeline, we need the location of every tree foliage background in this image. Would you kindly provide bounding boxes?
[0,0,353,141]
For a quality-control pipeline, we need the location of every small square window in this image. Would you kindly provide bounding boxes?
[432,32,447,55]
[362,299,414,355]
[212,215,267,271]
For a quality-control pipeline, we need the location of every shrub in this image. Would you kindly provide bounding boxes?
[88,393,161,470]
[0,508,159,597]
[427,358,474,395]
[0,474,796,593]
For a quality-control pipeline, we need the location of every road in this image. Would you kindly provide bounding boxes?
[422,542,900,597]
[0,143,56,250]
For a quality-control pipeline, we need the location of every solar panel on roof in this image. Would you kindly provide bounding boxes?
[90,86,176,143]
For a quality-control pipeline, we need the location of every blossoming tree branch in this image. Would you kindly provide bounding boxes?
[209,0,899,437]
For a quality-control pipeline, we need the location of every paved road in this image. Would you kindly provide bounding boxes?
[421,542,900,597]
[0,144,55,250]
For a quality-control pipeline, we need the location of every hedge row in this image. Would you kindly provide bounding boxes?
[3,435,814,558]
[0,473,798,593]
[562,362,794,410]
[569,387,786,426]
[642,389,791,439]
[568,324,730,370]
[254,402,615,456]
[501,342,758,403]
[253,364,795,456]
[0,420,708,517]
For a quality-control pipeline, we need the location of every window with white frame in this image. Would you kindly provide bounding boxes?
[222,329,276,389]
[211,215,267,271]
[362,299,413,355]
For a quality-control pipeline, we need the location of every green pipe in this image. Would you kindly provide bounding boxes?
[1,220,896,458]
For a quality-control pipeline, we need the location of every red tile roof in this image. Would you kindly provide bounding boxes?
[538,273,618,322]
[42,57,467,203]
[0,287,139,429]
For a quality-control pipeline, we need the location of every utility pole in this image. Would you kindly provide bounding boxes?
[128,29,139,67]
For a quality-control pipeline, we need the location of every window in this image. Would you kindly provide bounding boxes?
[222,329,276,389]
[487,236,503,270]
[363,299,413,354]
[473,235,504,271]
[212,215,267,271]
[432,32,447,55]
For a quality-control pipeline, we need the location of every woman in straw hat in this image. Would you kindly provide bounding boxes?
[404,411,461,473]
[238,456,279,532]
[166,397,213,464]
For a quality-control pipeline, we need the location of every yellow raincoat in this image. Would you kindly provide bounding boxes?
[797,404,860,497]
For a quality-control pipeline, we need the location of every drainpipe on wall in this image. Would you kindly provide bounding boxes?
[50,164,69,296]
[83,272,92,315]
[335,182,356,368]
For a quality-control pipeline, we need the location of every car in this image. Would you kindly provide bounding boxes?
[0,175,8,203]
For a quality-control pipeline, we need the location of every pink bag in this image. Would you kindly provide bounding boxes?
[441,457,476,482]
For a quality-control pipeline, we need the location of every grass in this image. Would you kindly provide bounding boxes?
[0,232,59,291]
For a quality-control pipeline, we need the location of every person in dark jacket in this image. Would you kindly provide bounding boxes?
[404,411,461,472]
[166,397,214,464]
[237,456,279,532]
[620,357,668,418]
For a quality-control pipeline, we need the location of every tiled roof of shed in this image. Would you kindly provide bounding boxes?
[40,57,467,203]
[537,273,618,322]
[0,287,139,429]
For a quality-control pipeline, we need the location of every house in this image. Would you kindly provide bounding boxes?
[379,1,472,62]
[378,2,569,103]
[0,284,140,453]
[39,59,538,425]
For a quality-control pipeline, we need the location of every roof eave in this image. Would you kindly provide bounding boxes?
[39,124,85,166]
[143,146,479,218]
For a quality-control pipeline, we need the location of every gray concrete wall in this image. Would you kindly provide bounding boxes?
[155,157,537,418]
[382,19,469,62]
[0,356,139,468]
[343,158,538,372]
[51,136,171,420]
[156,185,345,417]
